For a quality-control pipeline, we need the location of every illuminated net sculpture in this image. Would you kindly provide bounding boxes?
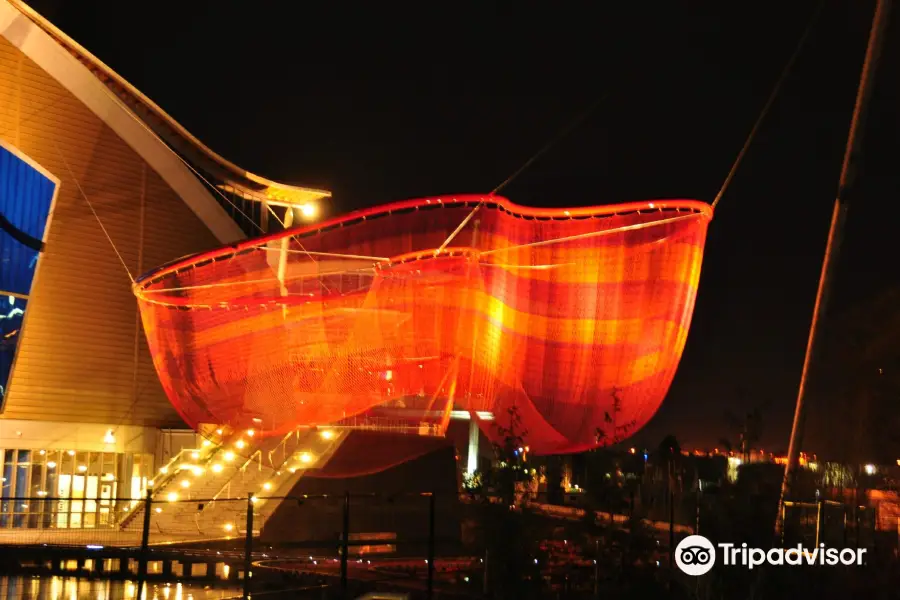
[134,195,712,455]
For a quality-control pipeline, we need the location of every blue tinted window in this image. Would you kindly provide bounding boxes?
[0,144,57,407]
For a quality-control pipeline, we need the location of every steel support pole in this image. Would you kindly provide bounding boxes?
[137,488,152,600]
[340,491,350,596]
[427,493,436,600]
[777,0,892,536]
[243,494,254,599]
[669,491,675,569]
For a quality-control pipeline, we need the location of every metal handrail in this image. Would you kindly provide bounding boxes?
[117,447,201,529]
[206,450,262,509]
[116,433,234,529]
[204,431,311,513]
[268,429,299,469]
[333,415,444,436]
[208,431,299,506]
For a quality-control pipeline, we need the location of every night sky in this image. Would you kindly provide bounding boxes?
[27,1,899,453]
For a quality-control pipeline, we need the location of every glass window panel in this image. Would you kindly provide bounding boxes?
[88,452,102,477]
[130,454,147,501]
[130,475,141,502]
[56,474,71,529]
[44,450,60,527]
[1,457,12,499]
[0,458,12,528]
[0,298,27,405]
[44,451,58,528]
[115,454,125,502]
[27,462,43,528]
[12,451,29,528]
[70,475,85,528]
[99,480,113,526]
[28,462,42,495]
[84,476,98,528]
[61,449,75,480]
[75,451,88,479]
[98,452,117,520]
[12,497,28,528]
[40,496,52,529]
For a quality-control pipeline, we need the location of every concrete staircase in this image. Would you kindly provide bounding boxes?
[121,428,347,543]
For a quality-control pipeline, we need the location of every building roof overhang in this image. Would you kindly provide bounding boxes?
[4,0,330,211]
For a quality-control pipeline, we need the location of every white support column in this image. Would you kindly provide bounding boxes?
[261,199,270,233]
[277,207,294,319]
[466,220,482,477]
[277,207,294,295]
[467,414,479,475]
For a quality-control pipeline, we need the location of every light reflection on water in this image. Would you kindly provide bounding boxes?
[0,577,240,600]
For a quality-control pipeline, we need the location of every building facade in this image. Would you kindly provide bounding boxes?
[0,0,329,530]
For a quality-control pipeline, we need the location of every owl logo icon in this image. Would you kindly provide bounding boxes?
[675,535,716,575]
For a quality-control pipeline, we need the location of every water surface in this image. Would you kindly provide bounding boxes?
[0,576,240,600]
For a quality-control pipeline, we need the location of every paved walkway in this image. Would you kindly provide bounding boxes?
[0,528,234,547]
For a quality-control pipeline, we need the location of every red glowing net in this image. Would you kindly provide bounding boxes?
[134,195,711,454]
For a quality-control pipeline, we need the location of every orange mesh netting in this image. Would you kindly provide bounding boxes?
[134,195,712,454]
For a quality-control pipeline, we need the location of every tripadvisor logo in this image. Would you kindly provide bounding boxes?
[675,535,716,575]
[675,535,867,576]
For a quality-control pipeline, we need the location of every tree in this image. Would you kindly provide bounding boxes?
[486,405,532,506]
[595,387,637,447]
[657,434,681,462]
[468,405,547,598]
[653,434,682,514]
[582,450,624,512]
[721,399,766,463]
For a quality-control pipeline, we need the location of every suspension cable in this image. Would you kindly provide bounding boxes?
[712,0,825,210]
[478,212,702,257]
[492,92,612,196]
[50,138,135,283]
[437,93,612,253]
